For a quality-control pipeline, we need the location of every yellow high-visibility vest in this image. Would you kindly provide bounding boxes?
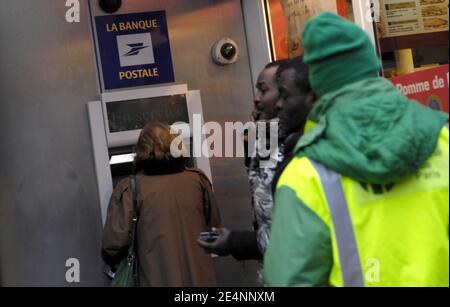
[277,125,449,286]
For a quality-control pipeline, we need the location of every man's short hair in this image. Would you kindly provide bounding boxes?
[276,56,312,92]
[265,59,289,70]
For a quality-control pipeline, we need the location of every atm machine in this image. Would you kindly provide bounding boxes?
[88,84,212,225]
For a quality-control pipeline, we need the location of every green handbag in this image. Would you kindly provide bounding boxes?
[111,175,140,287]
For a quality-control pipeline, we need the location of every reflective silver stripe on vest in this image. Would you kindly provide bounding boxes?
[445,122,449,129]
[310,160,365,287]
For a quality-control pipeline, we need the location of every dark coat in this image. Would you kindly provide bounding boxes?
[102,159,221,287]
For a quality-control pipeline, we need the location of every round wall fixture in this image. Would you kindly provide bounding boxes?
[211,38,240,65]
[99,0,122,14]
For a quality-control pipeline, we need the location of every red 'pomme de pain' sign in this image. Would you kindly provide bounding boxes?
[389,65,449,113]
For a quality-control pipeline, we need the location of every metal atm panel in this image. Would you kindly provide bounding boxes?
[88,85,212,225]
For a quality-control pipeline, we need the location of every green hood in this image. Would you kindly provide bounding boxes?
[295,77,448,185]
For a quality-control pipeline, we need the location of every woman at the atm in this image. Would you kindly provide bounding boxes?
[102,123,221,287]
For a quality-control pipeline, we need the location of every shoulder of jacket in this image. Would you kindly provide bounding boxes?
[277,156,322,191]
[185,167,212,186]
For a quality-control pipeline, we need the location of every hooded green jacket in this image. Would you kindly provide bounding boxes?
[295,77,448,184]
[264,77,449,286]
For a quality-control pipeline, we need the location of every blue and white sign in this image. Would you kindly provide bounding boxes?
[95,11,175,90]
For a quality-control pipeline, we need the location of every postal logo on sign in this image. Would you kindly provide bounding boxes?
[117,33,155,67]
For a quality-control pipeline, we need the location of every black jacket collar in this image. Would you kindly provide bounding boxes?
[137,157,186,176]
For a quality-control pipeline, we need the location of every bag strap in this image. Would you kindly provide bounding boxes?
[198,175,212,229]
[127,175,139,262]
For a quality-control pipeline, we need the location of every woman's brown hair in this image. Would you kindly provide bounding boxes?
[135,123,182,162]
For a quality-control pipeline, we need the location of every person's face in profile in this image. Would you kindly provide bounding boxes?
[276,68,314,138]
[252,66,280,121]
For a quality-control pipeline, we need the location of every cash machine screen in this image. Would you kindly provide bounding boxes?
[106,94,190,133]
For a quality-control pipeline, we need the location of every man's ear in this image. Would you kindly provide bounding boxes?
[307,91,318,106]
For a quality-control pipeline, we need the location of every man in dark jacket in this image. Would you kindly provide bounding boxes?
[198,61,285,285]
[198,58,315,285]
[272,56,316,193]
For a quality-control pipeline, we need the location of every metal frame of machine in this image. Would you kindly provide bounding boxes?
[88,84,212,225]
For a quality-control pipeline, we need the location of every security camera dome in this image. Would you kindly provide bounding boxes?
[211,38,240,65]
[99,0,122,14]
[220,43,237,60]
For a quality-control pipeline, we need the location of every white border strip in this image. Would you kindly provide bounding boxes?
[242,0,272,92]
